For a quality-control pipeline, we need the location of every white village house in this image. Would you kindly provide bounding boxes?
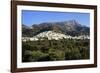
[22,31,90,42]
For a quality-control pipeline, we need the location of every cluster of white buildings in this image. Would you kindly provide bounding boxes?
[22,31,90,42]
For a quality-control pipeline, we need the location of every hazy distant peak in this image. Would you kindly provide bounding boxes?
[65,20,81,26]
[22,24,30,29]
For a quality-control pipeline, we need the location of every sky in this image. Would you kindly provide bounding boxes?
[22,10,90,27]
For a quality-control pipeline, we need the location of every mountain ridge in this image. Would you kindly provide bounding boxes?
[22,20,90,37]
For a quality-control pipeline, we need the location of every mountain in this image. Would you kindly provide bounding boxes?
[22,20,90,37]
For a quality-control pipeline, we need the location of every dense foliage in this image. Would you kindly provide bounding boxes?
[22,38,90,62]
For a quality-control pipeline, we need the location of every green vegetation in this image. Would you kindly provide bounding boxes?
[22,38,90,62]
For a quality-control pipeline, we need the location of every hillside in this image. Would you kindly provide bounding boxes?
[22,20,90,62]
[22,20,90,37]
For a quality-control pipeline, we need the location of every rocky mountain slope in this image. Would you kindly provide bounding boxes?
[22,20,90,38]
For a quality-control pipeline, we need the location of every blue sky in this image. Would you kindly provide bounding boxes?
[22,10,90,27]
